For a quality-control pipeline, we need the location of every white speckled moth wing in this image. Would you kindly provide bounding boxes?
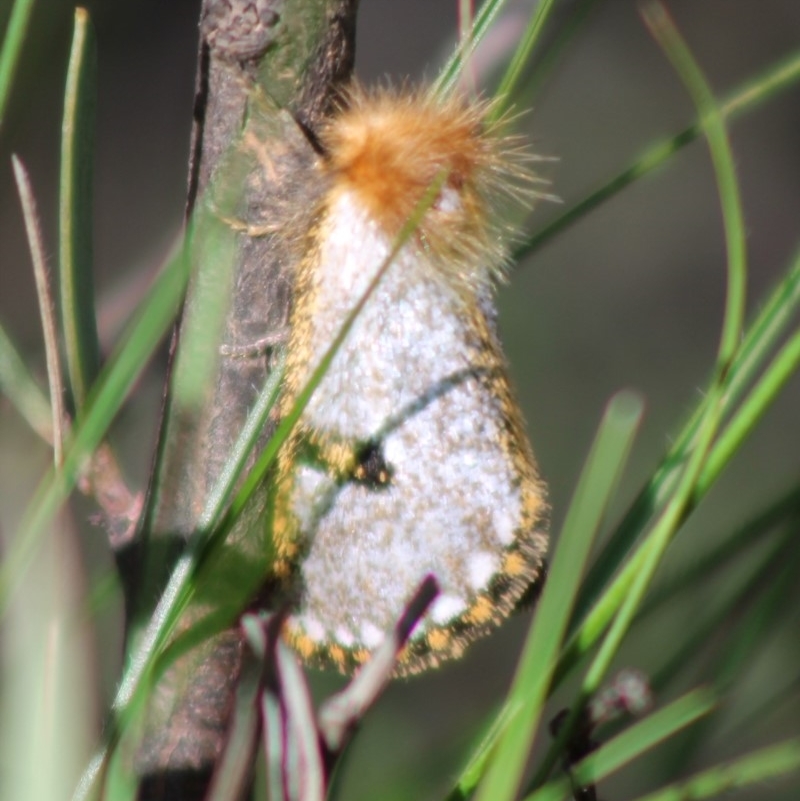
[272,86,548,674]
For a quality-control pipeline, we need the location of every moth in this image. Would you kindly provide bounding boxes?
[271,85,548,675]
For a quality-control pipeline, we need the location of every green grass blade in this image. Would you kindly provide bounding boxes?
[698,328,800,496]
[0,0,35,130]
[103,362,286,759]
[469,391,643,801]
[586,0,747,681]
[574,244,800,634]
[715,247,800,411]
[445,700,519,801]
[731,668,800,745]
[513,0,599,111]
[629,739,800,801]
[573,689,718,796]
[640,484,800,621]
[433,0,510,96]
[650,527,793,695]
[77,175,451,801]
[558,385,800,684]
[516,49,800,261]
[111,358,285,716]
[489,0,560,120]
[0,235,191,617]
[711,536,799,693]
[523,688,718,801]
[658,533,800,776]
[59,8,100,412]
[0,320,52,444]
[534,7,750,786]
[555,2,757,688]
[644,3,746,364]
[225,169,449,525]
[199,352,286,531]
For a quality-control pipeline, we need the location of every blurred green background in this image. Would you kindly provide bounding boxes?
[0,1,798,799]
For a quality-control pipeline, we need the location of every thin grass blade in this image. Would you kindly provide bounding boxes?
[75,175,450,800]
[640,484,800,618]
[489,0,560,120]
[60,8,100,412]
[533,6,750,788]
[577,249,800,627]
[469,391,643,801]
[551,2,751,700]
[225,169,449,524]
[434,0,511,96]
[1,232,191,618]
[0,315,52,444]
[629,738,800,801]
[517,50,800,260]
[523,687,718,801]
[0,0,35,129]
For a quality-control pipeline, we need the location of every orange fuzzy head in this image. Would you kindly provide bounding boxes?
[319,85,537,288]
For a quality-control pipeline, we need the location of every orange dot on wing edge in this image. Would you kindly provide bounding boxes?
[467,596,495,624]
[328,644,346,667]
[426,629,451,653]
[293,633,315,660]
[503,551,528,577]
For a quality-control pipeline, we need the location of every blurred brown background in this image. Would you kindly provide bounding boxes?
[1,1,798,799]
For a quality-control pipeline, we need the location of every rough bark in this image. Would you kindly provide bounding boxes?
[131,1,358,797]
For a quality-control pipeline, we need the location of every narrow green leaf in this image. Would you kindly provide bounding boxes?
[650,528,793,695]
[641,484,800,619]
[489,0,560,120]
[716,248,800,412]
[445,701,518,801]
[513,0,600,111]
[225,169,449,525]
[1,233,191,619]
[82,168,451,801]
[699,328,800,496]
[553,5,756,696]
[533,8,751,790]
[470,392,643,801]
[76,175,450,801]
[524,688,718,801]
[677,533,800,777]
[630,739,800,801]
[199,352,286,531]
[110,357,285,718]
[517,50,800,260]
[643,2,746,364]
[583,0,746,702]
[60,7,100,412]
[0,321,52,443]
[574,245,800,637]
[0,0,36,130]
[575,689,718,794]
[434,0,511,96]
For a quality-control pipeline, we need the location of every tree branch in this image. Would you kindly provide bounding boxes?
[129,1,357,796]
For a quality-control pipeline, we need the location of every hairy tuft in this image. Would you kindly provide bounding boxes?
[319,84,542,290]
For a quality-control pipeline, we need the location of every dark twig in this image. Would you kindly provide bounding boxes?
[130,2,358,797]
